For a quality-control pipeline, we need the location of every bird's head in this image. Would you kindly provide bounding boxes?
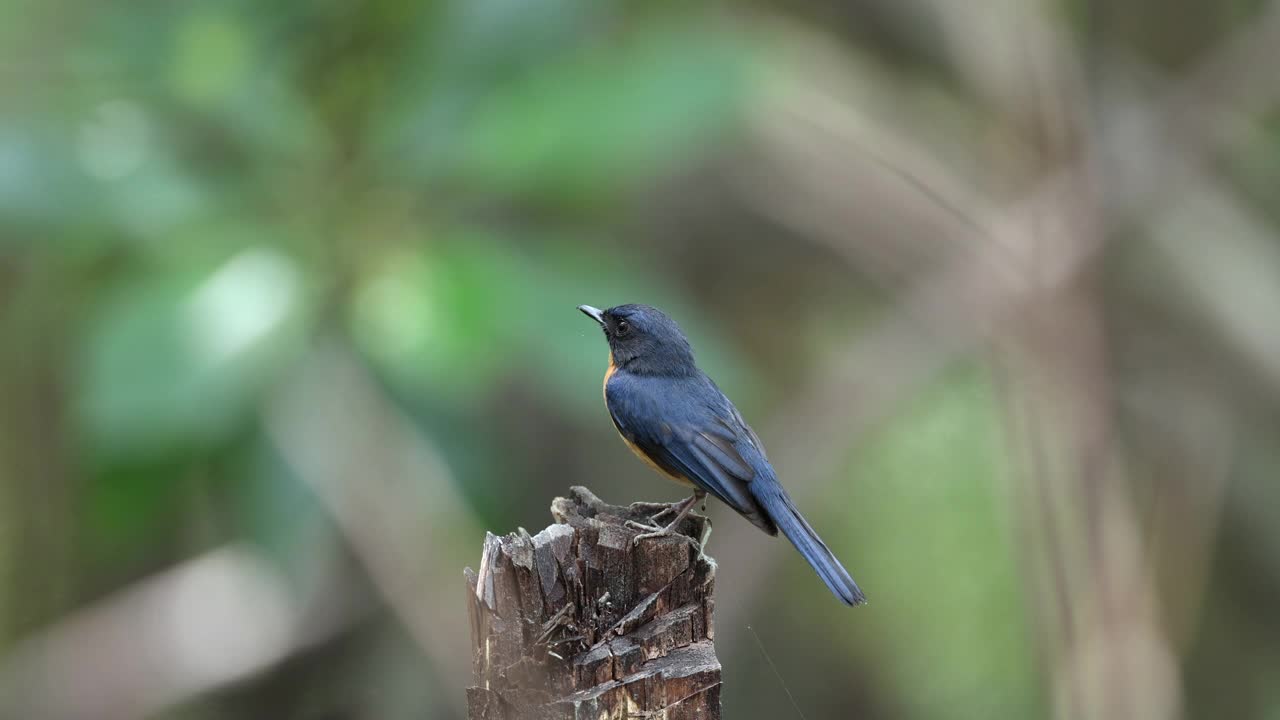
[578,304,696,377]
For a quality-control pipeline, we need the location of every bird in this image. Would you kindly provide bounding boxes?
[578,303,866,606]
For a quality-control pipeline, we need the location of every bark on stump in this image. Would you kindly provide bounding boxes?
[464,486,721,719]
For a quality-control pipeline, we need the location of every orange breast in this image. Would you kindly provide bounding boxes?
[603,352,694,488]
[603,351,616,400]
[622,434,695,487]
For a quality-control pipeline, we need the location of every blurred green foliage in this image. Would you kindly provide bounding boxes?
[3,0,1279,718]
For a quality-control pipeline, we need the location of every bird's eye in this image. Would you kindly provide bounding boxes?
[615,320,630,336]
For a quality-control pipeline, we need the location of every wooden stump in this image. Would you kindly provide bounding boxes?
[464,486,721,719]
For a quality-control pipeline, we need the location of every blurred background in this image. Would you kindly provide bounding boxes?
[3,0,1279,718]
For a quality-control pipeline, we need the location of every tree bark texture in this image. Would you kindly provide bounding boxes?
[464,486,721,719]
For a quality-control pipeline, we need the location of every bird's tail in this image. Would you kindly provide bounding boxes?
[751,480,866,606]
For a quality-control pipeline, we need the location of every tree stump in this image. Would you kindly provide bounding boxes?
[464,486,721,719]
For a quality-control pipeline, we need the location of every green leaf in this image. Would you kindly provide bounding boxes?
[169,10,253,107]
[76,247,311,460]
[448,21,755,203]
[347,237,528,406]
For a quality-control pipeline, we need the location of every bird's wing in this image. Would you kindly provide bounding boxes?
[607,374,777,534]
[609,373,864,605]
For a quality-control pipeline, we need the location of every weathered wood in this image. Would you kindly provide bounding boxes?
[465,486,721,719]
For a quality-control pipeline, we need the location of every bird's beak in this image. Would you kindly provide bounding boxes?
[578,305,606,326]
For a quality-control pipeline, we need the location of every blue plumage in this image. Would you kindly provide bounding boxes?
[580,303,866,606]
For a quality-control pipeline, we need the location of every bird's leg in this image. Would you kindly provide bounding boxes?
[680,515,715,564]
[628,490,706,546]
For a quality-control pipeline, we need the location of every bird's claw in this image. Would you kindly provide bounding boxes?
[627,501,677,525]
[625,492,705,547]
[630,520,697,547]
[624,518,665,534]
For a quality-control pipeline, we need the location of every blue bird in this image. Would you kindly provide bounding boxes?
[579,303,866,606]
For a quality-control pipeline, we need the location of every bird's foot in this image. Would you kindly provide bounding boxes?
[629,519,694,546]
[627,492,703,547]
[626,500,678,525]
[624,518,665,534]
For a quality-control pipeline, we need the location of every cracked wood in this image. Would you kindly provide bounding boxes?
[464,486,721,719]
